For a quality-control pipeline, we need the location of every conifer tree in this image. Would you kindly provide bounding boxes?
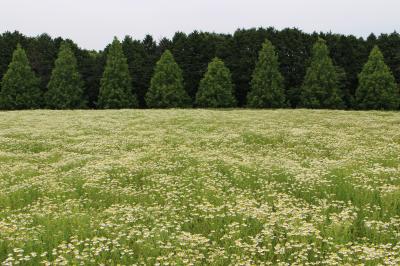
[45,42,86,109]
[300,38,344,109]
[0,44,41,109]
[356,46,399,110]
[247,39,285,108]
[195,58,236,107]
[98,37,138,109]
[146,50,190,108]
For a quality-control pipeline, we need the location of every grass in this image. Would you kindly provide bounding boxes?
[0,109,399,265]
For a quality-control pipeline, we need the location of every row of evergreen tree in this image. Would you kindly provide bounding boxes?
[0,28,399,110]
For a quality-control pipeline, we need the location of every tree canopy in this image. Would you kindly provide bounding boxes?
[0,29,399,110]
[300,38,344,109]
[98,37,138,109]
[45,42,86,109]
[195,57,236,108]
[356,46,399,110]
[0,44,41,109]
[247,39,285,108]
[146,50,190,108]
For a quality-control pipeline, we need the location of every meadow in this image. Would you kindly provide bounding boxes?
[0,109,399,265]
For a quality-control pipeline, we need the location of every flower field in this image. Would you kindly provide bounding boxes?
[0,109,399,265]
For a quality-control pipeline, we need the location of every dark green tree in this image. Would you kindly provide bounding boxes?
[76,49,104,109]
[98,37,138,109]
[247,39,285,108]
[145,50,190,108]
[226,28,273,107]
[0,44,41,109]
[172,31,229,102]
[324,34,367,109]
[140,35,159,108]
[377,32,400,85]
[27,34,58,93]
[122,36,148,107]
[356,46,399,110]
[45,42,86,109]
[274,28,314,108]
[300,38,344,108]
[195,57,236,107]
[0,31,27,81]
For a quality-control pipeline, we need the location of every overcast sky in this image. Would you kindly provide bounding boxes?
[1,0,399,50]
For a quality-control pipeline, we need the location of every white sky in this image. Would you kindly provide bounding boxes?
[1,0,399,50]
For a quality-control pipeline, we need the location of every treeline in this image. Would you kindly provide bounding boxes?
[0,28,399,110]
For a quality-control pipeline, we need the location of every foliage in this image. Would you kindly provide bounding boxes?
[247,39,286,108]
[122,35,156,108]
[356,46,399,110]
[0,44,41,109]
[98,37,138,109]
[300,38,344,109]
[195,57,236,107]
[146,50,190,108]
[45,42,86,109]
[1,29,400,110]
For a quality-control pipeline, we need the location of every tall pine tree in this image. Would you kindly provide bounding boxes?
[98,37,138,109]
[356,46,399,110]
[146,50,190,108]
[122,36,149,108]
[45,42,86,109]
[247,39,285,108]
[0,44,41,109]
[300,38,344,109]
[195,57,236,107]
